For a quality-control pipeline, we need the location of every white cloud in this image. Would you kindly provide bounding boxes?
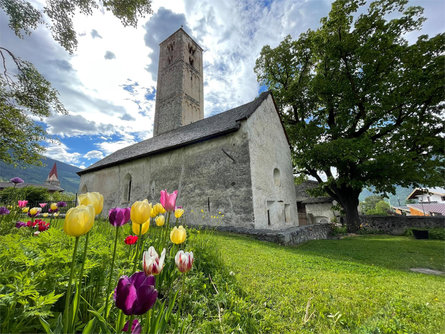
[96,138,138,156]
[44,142,82,166]
[85,150,104,160]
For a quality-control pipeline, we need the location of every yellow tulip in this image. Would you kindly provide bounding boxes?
[155,215,165,227]
[149,203,158,218]
[64,205,95,237]
[153,203,166,215]
[54,212,60,217]
[22,207,29,213]
[131,199,152,224]
[174,208,184,219]
[78,192,104,215]
[43,213,49,217]
[132,220,149,235]
[29,207,40,216]
[170,225,186,244]
[50,203,58,211]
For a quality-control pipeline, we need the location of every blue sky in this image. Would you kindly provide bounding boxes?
[1,0,444,169]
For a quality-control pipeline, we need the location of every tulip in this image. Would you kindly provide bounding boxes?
[131,200,152,224]
[160,190,178,212]
[175,250,194,273]
[125,235,138,245]
[170,225,186,244]
[153,203,166,215]
[174,208,184,219]
[15,221,26,228]
[132,221,149,235]
[43,213,49,218]
[50,203,58,211]
[0,207,10,215]
[155,215,165,227]
[28,207,41,217]
[64,205,95,237]
[54,212,60,217]
[10,177,24,184]
[142,246,166,276]
[22,207,29,213]
[115,272,157,315]
[78,192,104,215]
[18,200,28,208]
[39,203,47,208]
[122,319,141,334]
[57,201,67,207]
[109,207,131,227]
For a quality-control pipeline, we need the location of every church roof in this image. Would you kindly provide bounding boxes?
[78,91,272,175]
[46,162,59,181]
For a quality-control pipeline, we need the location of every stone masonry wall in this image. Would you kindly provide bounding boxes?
[79,130,255,229]
[360,215,445,234]
[208,223,332,246]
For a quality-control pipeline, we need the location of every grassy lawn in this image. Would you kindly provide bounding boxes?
[210,234,445,333]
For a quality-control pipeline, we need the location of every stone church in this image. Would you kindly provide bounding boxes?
[78,28,299,230]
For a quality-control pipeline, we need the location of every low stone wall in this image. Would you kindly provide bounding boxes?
[360,215,445,235]
[206,223,332,246]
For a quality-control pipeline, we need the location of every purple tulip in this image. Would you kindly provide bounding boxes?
[57,201,67,207]
[15,221,26,228]
[122,319,141,334]
[10,177,24,184]
[109,207,131,227]
[114,271,157,315]
[0,207,10,215]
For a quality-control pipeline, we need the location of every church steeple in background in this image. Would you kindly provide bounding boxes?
[153,28,204,136]
[45,162,60,187]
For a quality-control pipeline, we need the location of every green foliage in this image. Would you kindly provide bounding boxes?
[360,196,390,215]
[211,233,445,333]
[255,0,445,232]
[405,228,445,240]
[0,186,50,204]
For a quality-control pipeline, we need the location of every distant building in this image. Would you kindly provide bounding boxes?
[295,180,337,225]
[406,187,445,203]
[0,162,64,193]
[404,187,445,216]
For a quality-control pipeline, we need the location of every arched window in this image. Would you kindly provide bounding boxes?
[273,168,281,187]
[123,174,132,203]
[80,184,88,193]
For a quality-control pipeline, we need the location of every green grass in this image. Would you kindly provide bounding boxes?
[210,234,445,333]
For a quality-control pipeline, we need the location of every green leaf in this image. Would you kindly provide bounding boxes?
[39,317,53,334]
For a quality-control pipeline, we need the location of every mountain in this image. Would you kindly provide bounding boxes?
[359,186,415,207]
[0,157,81,193]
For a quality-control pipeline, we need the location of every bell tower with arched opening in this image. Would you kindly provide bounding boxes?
[153,28,204,136]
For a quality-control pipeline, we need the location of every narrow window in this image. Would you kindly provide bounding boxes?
[127,179,132,202]
[123,173,132,203]
[273,168,281,186]
[267,210,271,226]
[285,204,291,223]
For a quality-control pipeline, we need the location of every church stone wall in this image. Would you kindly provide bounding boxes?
[245,96,299,230]
[78,131,255,228]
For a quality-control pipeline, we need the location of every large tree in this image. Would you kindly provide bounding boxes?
[255,0,444,232]
[0,0,152,165]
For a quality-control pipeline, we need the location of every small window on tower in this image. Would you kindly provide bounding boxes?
[189,57,194,67]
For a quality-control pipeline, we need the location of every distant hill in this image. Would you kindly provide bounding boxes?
[0,157,81,193]
[359,185,415,207]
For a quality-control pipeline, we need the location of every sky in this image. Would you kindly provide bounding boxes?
[1,0,444,169]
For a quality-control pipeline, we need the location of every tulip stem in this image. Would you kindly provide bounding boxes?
[105,226,120,318]
[176,273,186,332]
[64,236,79,333]
[132,225,142,273]
[127,315,134,334]
[72,231,90,328]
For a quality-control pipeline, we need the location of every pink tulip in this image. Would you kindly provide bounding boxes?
[39,203,47,208]
[160,190,178,212]
[18,200,28,208]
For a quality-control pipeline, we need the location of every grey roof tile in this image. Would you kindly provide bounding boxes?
[78,91,271,175]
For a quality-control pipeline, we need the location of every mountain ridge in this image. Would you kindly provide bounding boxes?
[0,157,81,193]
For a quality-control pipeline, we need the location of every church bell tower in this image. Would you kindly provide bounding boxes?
[153,28,204,136]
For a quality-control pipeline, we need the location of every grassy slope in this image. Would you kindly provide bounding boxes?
[210,234,445,333]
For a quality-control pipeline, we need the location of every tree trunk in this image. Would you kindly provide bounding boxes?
[343,195,361,233]
[331,186,361,233]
